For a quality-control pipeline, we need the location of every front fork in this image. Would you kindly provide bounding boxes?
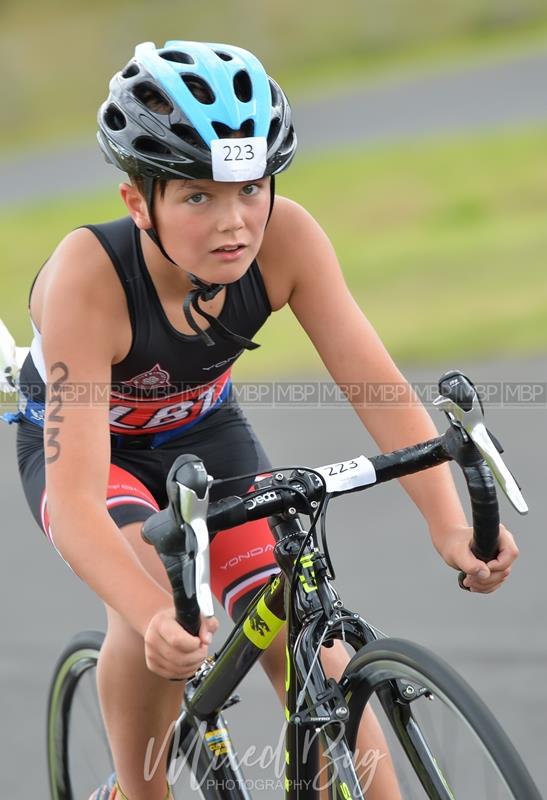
[270,514,381,800]
[284,636,321,798]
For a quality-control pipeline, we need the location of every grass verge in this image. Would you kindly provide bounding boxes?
[1,124,546,377]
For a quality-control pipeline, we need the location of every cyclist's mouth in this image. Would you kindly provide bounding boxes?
[211,243,247,261]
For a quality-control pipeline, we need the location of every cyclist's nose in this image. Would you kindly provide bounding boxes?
[216,200,245,234]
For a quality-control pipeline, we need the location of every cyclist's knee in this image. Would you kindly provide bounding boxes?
[320,639,351,681]
[103,603,144,651]
[260,633,349,685]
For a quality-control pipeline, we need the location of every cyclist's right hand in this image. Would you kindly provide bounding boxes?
[143,607,218,680]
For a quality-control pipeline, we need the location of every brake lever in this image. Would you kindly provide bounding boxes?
[167,462,216,621]
[0,318,29,394]
[433,371,528,515]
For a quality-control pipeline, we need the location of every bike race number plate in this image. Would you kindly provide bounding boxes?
[316,455,376,493]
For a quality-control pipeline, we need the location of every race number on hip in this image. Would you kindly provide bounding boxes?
[211,136,267,181]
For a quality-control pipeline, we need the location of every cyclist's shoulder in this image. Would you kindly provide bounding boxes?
[258,195,337,308]
[29,219,131,343]
[258,196,330,307]
[49,218,129,279]
[36,219,129,307]
[265,195,320,235]
[262,195,333,265]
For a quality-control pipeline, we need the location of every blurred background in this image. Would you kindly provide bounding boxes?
[1,1,547,796]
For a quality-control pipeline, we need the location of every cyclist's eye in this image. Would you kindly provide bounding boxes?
[186,193,206,205]
[241,184,260,196]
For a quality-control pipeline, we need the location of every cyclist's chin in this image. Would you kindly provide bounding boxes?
[196,250,256,284]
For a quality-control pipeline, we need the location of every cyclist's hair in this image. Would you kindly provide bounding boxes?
[129,174,168,198]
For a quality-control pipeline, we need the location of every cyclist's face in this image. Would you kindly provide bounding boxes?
[153,177,271,282]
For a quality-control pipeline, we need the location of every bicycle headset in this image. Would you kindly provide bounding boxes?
[97,41,297,349]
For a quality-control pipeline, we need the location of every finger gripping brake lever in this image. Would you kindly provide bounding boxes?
[433,370,528,515]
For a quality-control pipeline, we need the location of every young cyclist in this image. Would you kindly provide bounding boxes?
[9,40,519,800]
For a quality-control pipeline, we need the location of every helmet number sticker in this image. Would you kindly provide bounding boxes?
[211,136,267,182]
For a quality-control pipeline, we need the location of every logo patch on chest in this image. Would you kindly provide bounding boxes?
[122,363,172,391]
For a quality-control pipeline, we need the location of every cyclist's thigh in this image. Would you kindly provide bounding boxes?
[210,515,279,620]
[17,418,160,562]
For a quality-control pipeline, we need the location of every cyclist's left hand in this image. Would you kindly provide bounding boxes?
[435,523,519,593]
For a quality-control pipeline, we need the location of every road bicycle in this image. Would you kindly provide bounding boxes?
[46,370,542,799]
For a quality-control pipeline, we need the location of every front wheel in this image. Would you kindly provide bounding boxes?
[339,638,541,799]
[46,631,220,800]
[47,630,111,800]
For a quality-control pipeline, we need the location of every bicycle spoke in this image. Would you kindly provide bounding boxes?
[66,670,114,797]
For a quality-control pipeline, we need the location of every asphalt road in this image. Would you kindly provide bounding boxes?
[1,356,546,796]
[1,48,546,207]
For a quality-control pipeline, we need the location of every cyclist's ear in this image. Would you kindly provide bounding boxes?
[119,180,152,230]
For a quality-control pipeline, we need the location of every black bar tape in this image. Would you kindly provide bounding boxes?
[159,551,201,637]
[461,461,500,563]
[369,437,449,485]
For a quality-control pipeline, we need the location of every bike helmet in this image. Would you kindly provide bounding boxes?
[97,40,296,181]
[97,41,295,351]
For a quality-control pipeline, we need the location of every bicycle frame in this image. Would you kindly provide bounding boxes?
[167,514,379,800]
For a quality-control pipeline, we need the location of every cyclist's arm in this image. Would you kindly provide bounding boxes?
[265,201,517,587]
[41,230,172,636]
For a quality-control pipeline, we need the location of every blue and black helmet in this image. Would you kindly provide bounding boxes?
[98,40,297,181]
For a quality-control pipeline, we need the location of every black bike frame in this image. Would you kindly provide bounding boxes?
[167,514,379,800]
[158,386,509,800]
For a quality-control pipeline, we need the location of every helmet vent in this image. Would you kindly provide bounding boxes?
[121,63,140,79]
[133,82,173,114]
[281,125,296,153]
[269,80,280,104]
[134,136,171,155]
[215,51,233,62]
[267,117,281,146]
[212,119,254,139]
[181,75,215,105]
[171,123,206,149]
[160,50,195,65]
[233,71,252,103]
[104,104,126,131]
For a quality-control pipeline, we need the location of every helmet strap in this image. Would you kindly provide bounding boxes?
[267,175,276,222]
[142,176,179,266]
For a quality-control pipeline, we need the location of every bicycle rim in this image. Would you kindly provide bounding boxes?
[46,631,214,800]
[340,638,541,800]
